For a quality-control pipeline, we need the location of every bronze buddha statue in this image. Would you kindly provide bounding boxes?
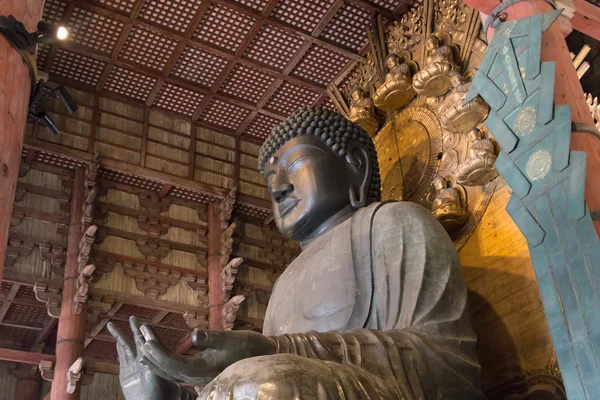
[372,53,416,111]
[347,87,379,137]
[109,106,483,399]
[412,35,459,98]
[431,176,468,232]
[455,127,498,186]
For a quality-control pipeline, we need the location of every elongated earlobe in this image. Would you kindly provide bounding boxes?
[346,142,372,209]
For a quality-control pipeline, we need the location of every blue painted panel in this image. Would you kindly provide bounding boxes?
[538,62,556,124]
[484,110,518,152]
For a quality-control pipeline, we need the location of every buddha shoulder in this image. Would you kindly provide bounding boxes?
[368,201,444,235]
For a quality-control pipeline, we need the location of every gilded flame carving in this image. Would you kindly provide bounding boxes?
[387,0,424,53]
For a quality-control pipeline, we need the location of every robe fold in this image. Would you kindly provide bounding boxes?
[198,202,483,399]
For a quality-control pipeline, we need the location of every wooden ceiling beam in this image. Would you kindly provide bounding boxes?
[312,0,345,37]
[0,348,119,375]
[30,318,58,351]
[345,0,394,19]
[85,302,124,348]
[210,0,364,60]
[67,0,334,92]
[0,284,20,324]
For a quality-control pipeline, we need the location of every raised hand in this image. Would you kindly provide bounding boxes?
[138,326,276,386]
[107,316,183,400]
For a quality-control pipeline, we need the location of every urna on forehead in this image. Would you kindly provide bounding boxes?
[257,105,378,175]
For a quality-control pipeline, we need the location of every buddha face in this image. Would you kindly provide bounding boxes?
[425,36,439,52]
[433,176,446,191]
[263,135,355,241]
[351,88,365,102]
[386,55,399,69]
[467,128,482,142]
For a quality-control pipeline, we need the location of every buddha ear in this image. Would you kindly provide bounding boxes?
[345,142,372,209]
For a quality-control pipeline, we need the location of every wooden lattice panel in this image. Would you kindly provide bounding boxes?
[114,304,161,321]
[34,150,87,170]
[161,312,189,330]
[68,7,124,55]
[243,113,280,141]
[119,26,177,71]
[292,44,349,85]
[0,282,11,297]
[50,49,107,86]
[35,44,51,71]
[273,0,336,33]
[234,203,271,220]
[231,0,269,12]
[99,169,163,192]
[320,3,370,52]
[154,83,205,116]
[93,0,137,14]
[318,94,337,111]
[84,339,118,362]
[103,66,157,101]
[99,318,130,335]
[219,64,276,104]
[15,285,37,301]
[169,186,222,204]
[42,0,67,24]
[0,326,39,349]
[369,0,398,10]
[199,99,250,131]
[193,4,256,53]
[171,45,228,88]
[264,81,319,115]
[3,304,50,329]
[139,0,201,33]
[153,326,189,349]
[244,25,304,71]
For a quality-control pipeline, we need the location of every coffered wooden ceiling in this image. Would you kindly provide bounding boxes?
[38,0,406,143]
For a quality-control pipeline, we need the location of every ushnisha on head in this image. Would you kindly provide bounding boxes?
[259,106,381,243]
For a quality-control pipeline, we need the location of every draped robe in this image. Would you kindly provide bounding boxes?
[199,202,483,399]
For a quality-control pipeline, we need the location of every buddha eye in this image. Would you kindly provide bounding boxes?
[287,155,311,174]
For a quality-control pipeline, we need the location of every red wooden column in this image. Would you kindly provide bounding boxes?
[51,167,86,400]
[0,0,44,281]
[465,0,600,234]
[16,373,42,400]
[207,201,222,330]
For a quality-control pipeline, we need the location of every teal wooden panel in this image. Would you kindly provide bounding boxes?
[468,11,600,400]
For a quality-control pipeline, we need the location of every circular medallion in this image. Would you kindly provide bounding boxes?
[515,107,537,136]
[374,107,443,202]
[526,150,552,181]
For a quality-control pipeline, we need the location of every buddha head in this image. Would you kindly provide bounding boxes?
[351,87,366,103]
[425,35,440,53]
[467,127,483,142]
[259,106,381,242]
[450,73,464,88]
[386,53,400,70]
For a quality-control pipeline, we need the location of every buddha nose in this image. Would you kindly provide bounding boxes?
[272,183,294,203]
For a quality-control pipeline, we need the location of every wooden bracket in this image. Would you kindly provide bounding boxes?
[6,237,35,267]
[34,283,62,318]
[137,214,170,237]
[87,294,115,324]
[221,295,245,331]
[122,260,180,299]
[220,222,237,267]
[135,238,170,261]
[90,253,117,283]
[183,311,208,329]
[219,187,237,231]
[66,357,97,394]
[38,360,54,382]
[73,264,96,315]
[221,257,243,302]
[78,225,97,272]
[40,243,66,276]
[138,193,172,214]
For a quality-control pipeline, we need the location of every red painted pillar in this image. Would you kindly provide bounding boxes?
[0,0,44,281]
[16,374,42,400]
[465,0,600,234]
[207,201,222,330]
[51,167,86,400]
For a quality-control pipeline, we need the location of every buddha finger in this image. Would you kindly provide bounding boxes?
[192,329,252,350]
[107,322,135,362]
[141,340,215,382]
[129,316,145,348]
[140,356,183,383]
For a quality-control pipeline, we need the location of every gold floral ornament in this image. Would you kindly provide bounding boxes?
[439,74,489,134]
[455,127,498,186]
[431,175,468,232]
[348,87,379,137]
[412,35,460,98]
[373,53,416,112]
[387,0,424,53]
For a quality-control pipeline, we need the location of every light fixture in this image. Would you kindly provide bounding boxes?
[56,26,68,40]
[28,81,79,135]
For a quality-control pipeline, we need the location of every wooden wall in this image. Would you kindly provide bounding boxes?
[0,363,16,400]
[460,182,555,391]
[80,373,124,400]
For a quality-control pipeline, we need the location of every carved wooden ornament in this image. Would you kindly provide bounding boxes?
[34,282,62,318]
[221,295,245,331]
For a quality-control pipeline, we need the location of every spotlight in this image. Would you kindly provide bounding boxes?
[55,85,78,113]
[37,112,59,135]
[34,21,69,44]
[56,26,68,40]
